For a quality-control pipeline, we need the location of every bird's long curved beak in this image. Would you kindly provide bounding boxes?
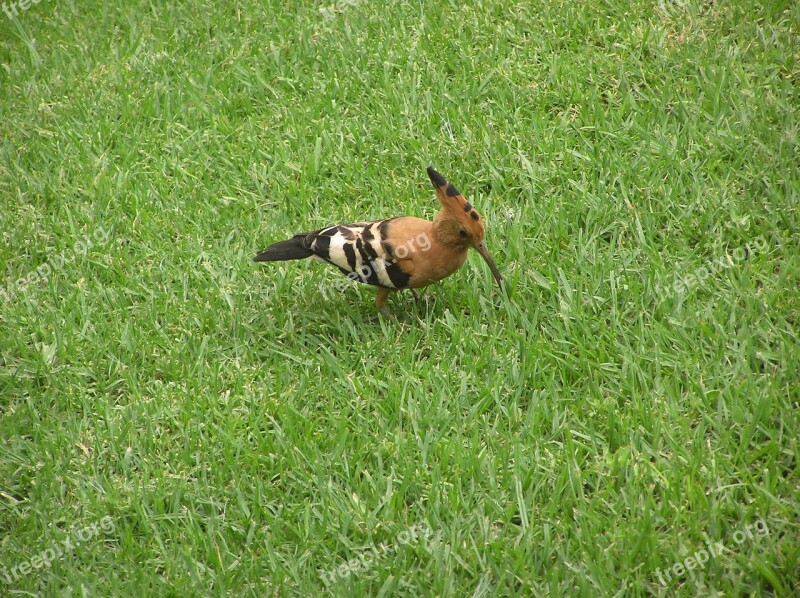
[474,241,503,288]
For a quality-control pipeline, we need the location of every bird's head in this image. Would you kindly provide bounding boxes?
[427,165,503,288]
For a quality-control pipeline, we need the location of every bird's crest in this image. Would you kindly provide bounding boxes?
[426,165,485,237]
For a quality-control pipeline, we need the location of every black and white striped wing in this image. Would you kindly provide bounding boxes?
[304,220,411,289]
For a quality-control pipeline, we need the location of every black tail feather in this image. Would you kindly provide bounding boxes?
[254,234,313,262]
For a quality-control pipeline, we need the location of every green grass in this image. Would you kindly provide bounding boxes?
[1,0,798,595]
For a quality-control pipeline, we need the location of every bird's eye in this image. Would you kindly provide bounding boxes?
[458,229,468,239]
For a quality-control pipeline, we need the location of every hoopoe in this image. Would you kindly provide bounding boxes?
[254,166,503,314]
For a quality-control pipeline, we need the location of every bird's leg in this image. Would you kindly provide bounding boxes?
[376,288,392,316]
[410,289,420,301]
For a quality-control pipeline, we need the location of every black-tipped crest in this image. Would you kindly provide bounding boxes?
[426,165,447,188]
[428,166,463,199]
[427,165,483,223]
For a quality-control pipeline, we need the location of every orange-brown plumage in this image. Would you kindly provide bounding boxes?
[254,166,502,314]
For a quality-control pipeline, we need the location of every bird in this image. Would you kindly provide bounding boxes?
[254,165,503,314]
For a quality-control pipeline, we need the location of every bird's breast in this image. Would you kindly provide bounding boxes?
[403,246,469,288]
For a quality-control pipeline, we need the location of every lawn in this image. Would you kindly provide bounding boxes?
[1,0,798,596]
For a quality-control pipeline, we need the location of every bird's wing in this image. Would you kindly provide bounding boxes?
[302,218,412,288]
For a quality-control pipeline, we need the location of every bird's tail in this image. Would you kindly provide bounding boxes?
[253,234,313,262]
